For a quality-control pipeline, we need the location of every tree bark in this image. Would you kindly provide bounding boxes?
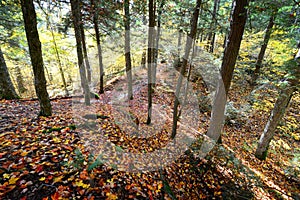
[251,12,276,86]
[15,65,27,94]
[21,0,52,116]
[171,0,202,139]
[206,0,249,142]
[146,0,155,124]
[255,87,295,160]
[0,47,18,99]
[91,0,104,94]
[70,0,90,105]
[124,0,133,100]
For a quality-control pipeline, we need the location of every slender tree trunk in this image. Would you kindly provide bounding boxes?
[0,47,19,99]
[171,0,202,139]
[153,0,165,87]
[21,0,52,116]
[15,65,27,94]
[71,0,90,105]
[251,12,276,86]
[141,4,147,69]
[50,27,69,96]
[206,0,249,143]
[124,0,133,100]
[146,0,155,124]
[208,0,220,53]
[80,22,92,84]
[91,0,104,94]
[255,87,295,160]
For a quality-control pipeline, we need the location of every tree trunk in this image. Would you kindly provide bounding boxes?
[91,0,104,94]
[171,0,202,139]
[209,0,220,53]
[124,0,133,100]
[251,12,276,86]
[15,65,27,94]
[206,0,249,143]
[21,0,52,116]
[255,87,295,160]
[146,0,155,124]
[70,0,90,105]
[80,20,92,84]
[153,0,165,87]
[0,47,19,99]
[50,26,69,96]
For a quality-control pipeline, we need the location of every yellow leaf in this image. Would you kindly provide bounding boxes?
[8,176,19,185]
[75,180,90,189]
[3,173,10,179]
[21,151,29,156]
[53,175,63,183]
[53,137,61,143]
[39,177,46,181]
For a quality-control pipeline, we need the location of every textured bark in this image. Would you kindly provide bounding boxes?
[255,87,295,160]
[70,0,90,105]
[251,13,276,86]
[124,0,133,100]
[91,0,104,94]
[21,0,52,116]
[0,47,18,99]
[146,0,155,125]
[206,0,248,142]
[171,0,202,139]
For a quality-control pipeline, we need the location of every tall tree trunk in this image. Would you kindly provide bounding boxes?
[71,0,90,105]
[255,87,295,160]
[208,0,220,53]
[206,0,248,143]
[251,12,276,86]
[21,0,52,116]
[153,0,165,87]
[91,0,104,94]
[80,21,92,84]
[0,47,19,99]
[124,0,133,100]
[171,0,202,139]
[146,0,155,124]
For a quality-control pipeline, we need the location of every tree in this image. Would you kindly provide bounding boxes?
[70,0,90,105]
[80,15,92,84]
[207,0,220,53]
[124,0,133,100]
[20,0,52,116]
[146,0,155,124]
[251,9,277,86]
[255,55,300,160]
[206,0,249,143]
[0,46,18,99]
[171,0,202,139]
[91,0,104,94]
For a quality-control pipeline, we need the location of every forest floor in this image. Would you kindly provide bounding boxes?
[0,64,299,200]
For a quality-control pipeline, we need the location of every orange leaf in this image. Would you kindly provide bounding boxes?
[51,192,60,200]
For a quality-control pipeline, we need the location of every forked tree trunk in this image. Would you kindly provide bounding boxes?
[206,0,248,143]
[255,87,295,160]
[21,0,52,116]
[70,0,90,105]
[124,0,133,100]
[171,0,202,139]
[251,12,276,86]
[0,47,19,99]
